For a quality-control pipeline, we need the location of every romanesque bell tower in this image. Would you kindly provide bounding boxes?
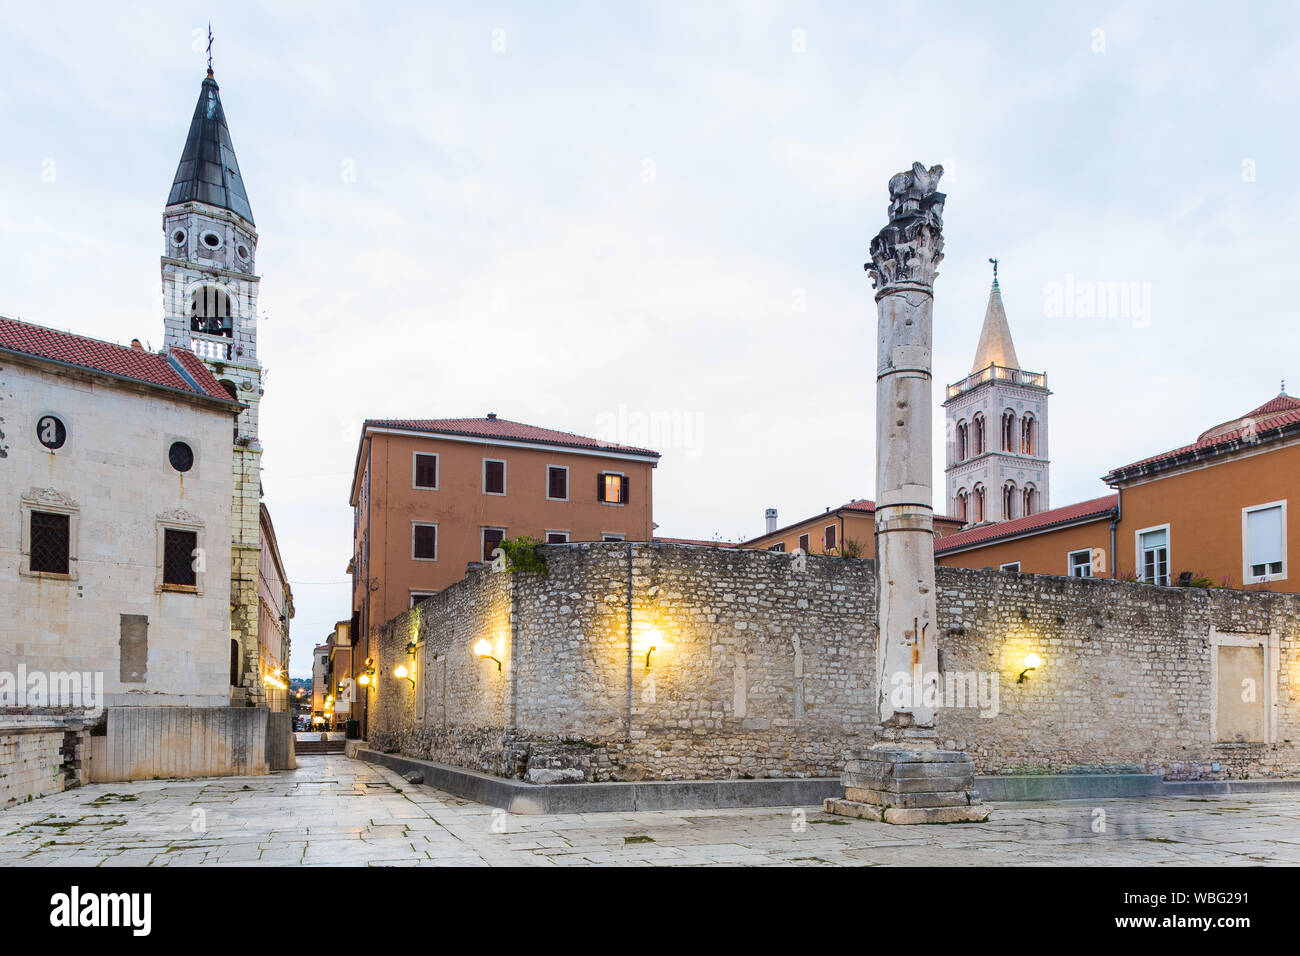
[161,63,266,705]
[942,264,1050,527]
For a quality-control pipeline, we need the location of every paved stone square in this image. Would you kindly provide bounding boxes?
[3,756,1300,866]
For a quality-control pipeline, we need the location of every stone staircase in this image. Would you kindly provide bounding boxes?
[295,739,346,755]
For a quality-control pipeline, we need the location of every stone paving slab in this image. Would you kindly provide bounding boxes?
[3,756,1300,866]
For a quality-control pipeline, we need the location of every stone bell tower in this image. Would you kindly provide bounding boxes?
[825,163,987,824]
[942,263,1050,527]
[161,62,266,706]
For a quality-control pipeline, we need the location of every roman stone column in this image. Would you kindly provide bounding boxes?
[826,163,988,823]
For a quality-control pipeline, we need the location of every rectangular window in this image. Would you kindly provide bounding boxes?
[602,533,625,542]
[410,592,436,609]
[1000,561,1021,572]
[482,527,505,562]
[1139,527,1169,586]
[1244,502,1286,582]
[798,532,810,553]
[547,466,569,501]
[483,459,506,495]
[412,523,437,561]
[598,472,627,504]
[1068,549,1093,578]
[29,511,70,575]
[413,453,438,489]
[545,531,569,544]
[824,524,837,551]
[769,542,786,552]
[163,529,198,587]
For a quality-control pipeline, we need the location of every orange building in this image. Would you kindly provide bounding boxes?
[349,415,660,631]
[938,389,1299,592]
[742,499,965,556]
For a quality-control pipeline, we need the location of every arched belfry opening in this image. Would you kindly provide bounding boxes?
[190,286,233,337]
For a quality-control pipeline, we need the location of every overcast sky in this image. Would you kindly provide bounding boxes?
[4,2,1297,676]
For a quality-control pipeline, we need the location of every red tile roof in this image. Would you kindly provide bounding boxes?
[935,494,1118,554]
[1106,392,1300,482]
[366,416,660,457]
[0,316,236,403]
[653,536,738,548]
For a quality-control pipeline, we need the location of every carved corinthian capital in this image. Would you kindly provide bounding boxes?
[865,162,946,294]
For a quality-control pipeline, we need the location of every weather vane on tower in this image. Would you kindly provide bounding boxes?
[206,23,214,77]
[988,257,999,281]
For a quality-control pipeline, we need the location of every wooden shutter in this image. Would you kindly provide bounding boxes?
[619,474,629,504]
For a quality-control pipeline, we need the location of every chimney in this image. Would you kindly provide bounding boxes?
[130,338,144,351]
[486,412,497,420]
[764,508,778,534]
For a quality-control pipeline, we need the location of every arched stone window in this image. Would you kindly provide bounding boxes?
[972,413,986,456]
[1002,482,1018,520]
[1021,414,1036,456]
[955,489,969,523]
[972,484,986,523]
[1023,484,1038,516]
[956,420,969,461]
[190,286,233,337]
[1001,410,1016,452]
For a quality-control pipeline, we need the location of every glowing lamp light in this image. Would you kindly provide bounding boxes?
[1018,653,1043,684]
[394,665,408,679]
[474,638,502,672]
[357,673,371,687]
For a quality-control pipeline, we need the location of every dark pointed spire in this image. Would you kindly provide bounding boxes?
[166,72,254,224]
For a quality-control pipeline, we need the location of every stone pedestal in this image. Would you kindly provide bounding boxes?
[823,747,989,824]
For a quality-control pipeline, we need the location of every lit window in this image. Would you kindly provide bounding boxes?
[598,473,627,504]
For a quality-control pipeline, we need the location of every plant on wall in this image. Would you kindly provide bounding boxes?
[838,537,864,559]
[500,535,549,576]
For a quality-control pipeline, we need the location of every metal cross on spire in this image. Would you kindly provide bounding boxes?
[206,23,214,77]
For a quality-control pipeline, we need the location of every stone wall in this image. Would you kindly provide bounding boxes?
[0,719,86,809]
[368,542,1300,783]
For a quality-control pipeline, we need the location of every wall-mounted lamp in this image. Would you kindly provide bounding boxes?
[357,658,377,688]
[393,664,414,687]
[405,641,419,657]
[1017,653,1043,684]
[473,638,502,671]
[644,631,661,669]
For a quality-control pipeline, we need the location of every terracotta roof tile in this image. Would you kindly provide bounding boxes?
[0,315,236,403]
[1109,399,1300,480]
[366,417,660,457]
[935,494,1118,554]
[653,536,738,548]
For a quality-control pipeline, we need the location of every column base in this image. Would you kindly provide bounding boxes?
[822,746,990,824]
